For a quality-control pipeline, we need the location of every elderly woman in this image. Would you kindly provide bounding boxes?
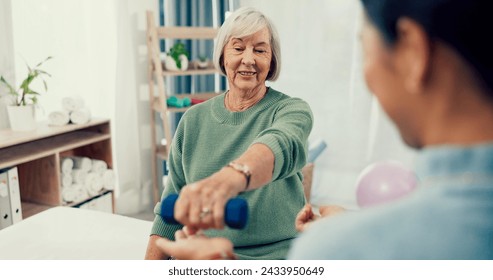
[144,7,313,260]
[156,0,493,260]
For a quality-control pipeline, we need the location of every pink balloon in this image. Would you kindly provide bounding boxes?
[356,161,418,208]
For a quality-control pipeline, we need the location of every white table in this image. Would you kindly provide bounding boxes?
[0,207,153,259]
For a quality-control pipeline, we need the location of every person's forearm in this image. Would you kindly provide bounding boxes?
[232,143,274,191]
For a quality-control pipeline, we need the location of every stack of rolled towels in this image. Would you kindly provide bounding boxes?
[48,96,91,126]
[60,156,115,204]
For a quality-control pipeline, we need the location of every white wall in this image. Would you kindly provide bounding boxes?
[11,0,118,121]
[0,0,15,129]
[10,0,158,215]
[240,0,417,208]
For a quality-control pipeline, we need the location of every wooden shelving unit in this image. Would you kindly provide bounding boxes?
[0,119,114,218]
[146,11,221,203]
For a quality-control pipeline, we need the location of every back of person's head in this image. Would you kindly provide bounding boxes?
[213,6,281,81]
[360,0,493,97]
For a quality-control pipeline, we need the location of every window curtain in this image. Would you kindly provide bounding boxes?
[158,0,238,128]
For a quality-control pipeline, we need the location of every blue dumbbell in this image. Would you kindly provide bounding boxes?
[160,194,248,229]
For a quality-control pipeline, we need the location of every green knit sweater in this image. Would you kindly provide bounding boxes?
[150,87,313,260]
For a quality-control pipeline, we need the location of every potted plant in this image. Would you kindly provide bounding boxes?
[0,56,52,131]
[164,42,189,71]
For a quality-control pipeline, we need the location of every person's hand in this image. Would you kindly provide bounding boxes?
[295,204,317,232]
[174,167,247,230]
[155,226,236,260]
[319,205,346,217]
[295,204,346,232]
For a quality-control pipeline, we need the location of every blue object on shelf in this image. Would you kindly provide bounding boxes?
[167,96,191,108]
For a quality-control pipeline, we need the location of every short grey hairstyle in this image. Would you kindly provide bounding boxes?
[213,7,281,81]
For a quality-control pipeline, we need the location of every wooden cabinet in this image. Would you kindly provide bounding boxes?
[0,119,114,218]
[146,11,221,203]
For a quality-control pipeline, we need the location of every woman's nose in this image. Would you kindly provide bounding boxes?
[241,49,255,65]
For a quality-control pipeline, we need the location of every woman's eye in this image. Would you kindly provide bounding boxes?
[234,47,243,51]
[255,49,266,53]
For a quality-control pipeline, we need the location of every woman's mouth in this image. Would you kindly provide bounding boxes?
[238,71,256,76]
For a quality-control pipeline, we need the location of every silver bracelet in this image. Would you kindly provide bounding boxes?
[227,161,252,191]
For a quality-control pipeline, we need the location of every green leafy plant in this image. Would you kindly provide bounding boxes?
[168,42,189,69]
[0,56,52,106]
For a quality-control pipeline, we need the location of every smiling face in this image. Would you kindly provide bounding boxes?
[222,27,272,94]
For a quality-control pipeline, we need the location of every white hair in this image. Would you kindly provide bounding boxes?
[213,6,281,81]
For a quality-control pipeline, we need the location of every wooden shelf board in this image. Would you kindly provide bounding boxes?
[0,118,109,149]
[174,92,221,100]
[166,107,187,113]
[0,131,110,169]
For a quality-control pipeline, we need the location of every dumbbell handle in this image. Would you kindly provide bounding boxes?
[160,194,248,229]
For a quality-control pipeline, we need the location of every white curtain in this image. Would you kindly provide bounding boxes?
[240,0,417,208]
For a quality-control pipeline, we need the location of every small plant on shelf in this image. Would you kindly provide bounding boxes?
[167,42,189,70]
[0,56,52,131]
[0,56,52,106]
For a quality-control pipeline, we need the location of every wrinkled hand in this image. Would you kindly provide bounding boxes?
[155,226,236,260]
[295,204,317,232]
[295,204,346,232]
[319,205,346,217]
[174,167,246,229]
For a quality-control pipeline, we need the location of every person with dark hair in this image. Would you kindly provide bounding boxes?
[289,0,493,259]
[153,0,493,259]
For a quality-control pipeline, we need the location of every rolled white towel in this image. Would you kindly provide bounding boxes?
[85,172,103,196]
[71,156,92,171]
[71,168,88,184]
[91,159,108,175]
[63,183,87,203]
[75,183,89,201]
[60,157,74,174]
[102,169,115,191]
[61,173,73,188]
[70,107,91,124]
[48,111,70,126]
[62,186,79,203]
[62,96,85,112]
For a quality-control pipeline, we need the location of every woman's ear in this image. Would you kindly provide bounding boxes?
[219,55,225,73]
[395,17,431,94]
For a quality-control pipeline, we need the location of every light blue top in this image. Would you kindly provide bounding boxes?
[288,143,493,259]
